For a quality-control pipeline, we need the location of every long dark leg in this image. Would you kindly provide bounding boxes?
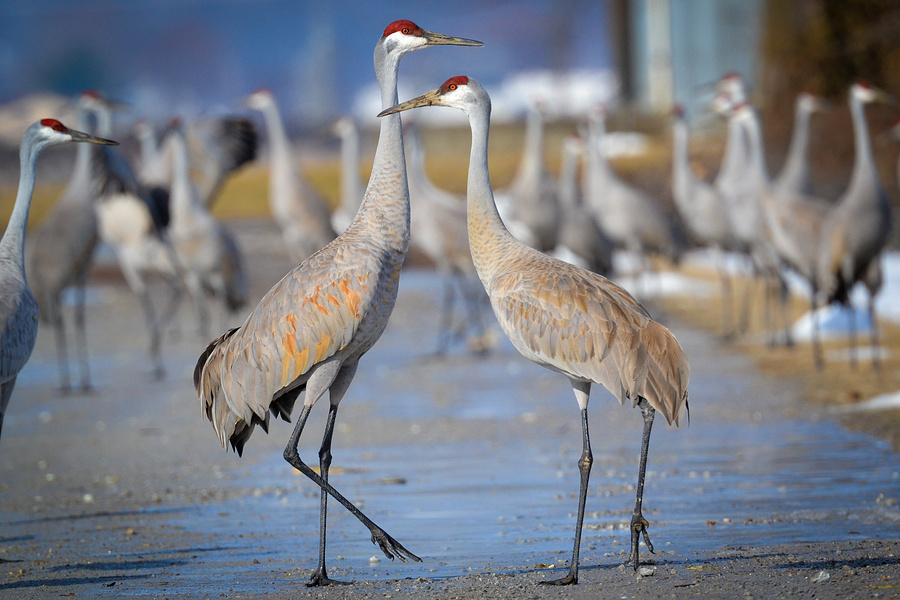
[718,262,735,340]
[283,410,420,569]
[869,294,880,371]
[629,398,656,571]
[137,290,164,379]
[433,275,456,356]
[811,291,823,370]
[307,403,350,587]
[848,301,858,370]
[543,401,592,585]
[51,304,71,392]
[73,276,91,391]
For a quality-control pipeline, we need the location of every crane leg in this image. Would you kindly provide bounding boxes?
[50,304,71,392]
[543,385,592,586]
[307,402,351,587]
[73,276,91,391]
[282,363,420,582]
[433,276,457,356]
[848,301,858,370]
[628,398,656,571]
[458,275,489,354]
[868,294,880,371]
[811,293,823,370]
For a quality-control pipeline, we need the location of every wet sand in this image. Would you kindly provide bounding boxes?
[1,219,898,599]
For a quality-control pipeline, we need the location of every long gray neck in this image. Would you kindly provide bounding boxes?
[847,91,878,197]
[716,113,747,187]
[512,106,544,188]
[258,98,297,205]
[671,117,690,197]
[465,99,517,285]
[1,133,43,273]
[170,130,195,221]
[62,105,95,206]
[584,115,612,196]
[338,122,362,215]
[741,109,769,191]
[352,41,409,253]
[558,141,578,208]
[775,99,813,192]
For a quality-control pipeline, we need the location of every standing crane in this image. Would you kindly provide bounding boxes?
[1,119,115,442]
[244,89,336,263]
[817,81,896,368]
[330,116,364,234]
[551,133,613,275]
[405,120,487,354]
[94,116,187,379]
[670,104,736,337]
[380,75,690,585]
[759,93,832,367]
[25,91,115,391]
[194,21,482,587]
[167,119,248,337]
[583,106,685,286]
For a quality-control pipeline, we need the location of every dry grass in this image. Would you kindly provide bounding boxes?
[659,266,900,449]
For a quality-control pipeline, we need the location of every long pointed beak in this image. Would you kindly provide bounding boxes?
[69,128,118,146]
[421,29,483,48]
[378,88,444,117]
[873,88,899,106]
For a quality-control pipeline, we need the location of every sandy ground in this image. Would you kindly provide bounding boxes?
[1,219,898,599]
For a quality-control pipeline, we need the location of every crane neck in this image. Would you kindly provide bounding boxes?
[740,108,769,191]
[1,132,44,273]
[169,129,198,221]
[557,141,579,208]
[338,122,362,217]
[464,97,519,286]
[350,40,409,253]
[847,91,880,198]
[775,99,814,193]
[716,112,747,187]
[62,103,97,205]
[583,115,612,197]
[511,106,545,189]
[671,116,691,197]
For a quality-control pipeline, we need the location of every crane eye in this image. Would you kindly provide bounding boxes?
[401,27,410,34]
[448,84,457,91]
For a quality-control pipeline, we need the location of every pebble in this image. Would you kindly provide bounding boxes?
[811,570,830,583]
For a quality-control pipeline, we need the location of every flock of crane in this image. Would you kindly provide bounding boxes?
[0,18,895,588]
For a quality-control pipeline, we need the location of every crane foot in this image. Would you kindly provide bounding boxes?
[540,571,578,586]
[370,527,421,563]
[306,569,350,587]
[628,513,655,571]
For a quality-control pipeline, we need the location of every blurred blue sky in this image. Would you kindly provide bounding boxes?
[0,0,610,125]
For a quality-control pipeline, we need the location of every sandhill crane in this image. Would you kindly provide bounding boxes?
[405,120,487,354]
[25,91,115,391]
[817,81,896,368]
[552,133,613,275]
[583,106,685,284]
[504,100,561,252]
[167,119,248,337]
[380,75,690,585]
[94,118,187,379]
[1,119,115,442]
[757,93,833,366]
[670,104,736,337]
[330,116,364,234]
[194,21,482,586]
[244,89,336,263]
[133,115,257,210]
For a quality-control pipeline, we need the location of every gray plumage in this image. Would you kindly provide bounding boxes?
[194,21,482,587]
[381,75,689,586]
[1,119,116,442]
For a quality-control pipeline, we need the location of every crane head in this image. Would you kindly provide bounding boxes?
[32,118,119,147]
[851,80,897,106]
[244,88,274,111]
[670,103,685,119]
[380,20,482,54]
[378,75,487,118]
